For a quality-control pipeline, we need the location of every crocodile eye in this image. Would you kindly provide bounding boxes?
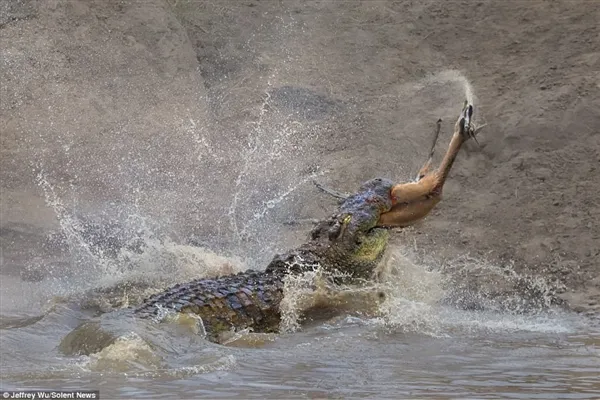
[328,221,342,241]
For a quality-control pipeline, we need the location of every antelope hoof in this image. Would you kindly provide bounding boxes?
[458,101,481,147]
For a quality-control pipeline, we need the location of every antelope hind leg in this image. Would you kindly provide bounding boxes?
[415,118,443,182]
[313,180,349,201]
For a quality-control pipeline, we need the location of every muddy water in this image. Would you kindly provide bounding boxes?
[1,246,599,399]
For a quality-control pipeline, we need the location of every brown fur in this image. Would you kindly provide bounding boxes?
[377,103,481,228]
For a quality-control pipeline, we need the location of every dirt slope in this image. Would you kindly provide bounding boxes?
[1,0,598,312]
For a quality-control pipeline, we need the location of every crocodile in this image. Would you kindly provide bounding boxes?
[59,102,483,354]
[131,176,396,338]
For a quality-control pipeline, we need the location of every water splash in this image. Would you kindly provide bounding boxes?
[32,165,248,308]
[29,70,326,306]
[35,166,112,274]
[439,255,567,314]
[223,76,323,258]
[275,245,577,339]
[239,170,323,239]
[370,248,574,336]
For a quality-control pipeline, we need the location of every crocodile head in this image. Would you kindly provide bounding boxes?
[320,177,394,280]
[332,177,394,241]
[267,177,394,282]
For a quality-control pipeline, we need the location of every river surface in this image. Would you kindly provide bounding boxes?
[1,247,599,400]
